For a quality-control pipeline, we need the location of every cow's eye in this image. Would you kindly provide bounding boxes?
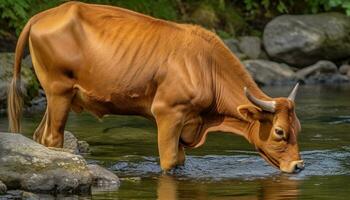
[274,128,285,139]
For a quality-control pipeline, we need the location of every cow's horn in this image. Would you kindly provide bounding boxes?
[288,82,299,102]
[244,87,276,112]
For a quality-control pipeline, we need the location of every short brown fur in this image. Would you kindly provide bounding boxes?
[7,1,302,173]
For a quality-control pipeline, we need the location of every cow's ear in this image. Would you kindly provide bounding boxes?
[237,105,262,122]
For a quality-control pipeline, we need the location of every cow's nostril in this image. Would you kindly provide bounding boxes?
[293,160,305,173]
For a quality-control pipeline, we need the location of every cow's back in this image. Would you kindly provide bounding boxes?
[27,2,216,118]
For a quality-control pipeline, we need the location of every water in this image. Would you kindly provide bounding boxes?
[1,85,350,199]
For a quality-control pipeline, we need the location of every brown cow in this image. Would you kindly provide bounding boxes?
[8,2,304,173]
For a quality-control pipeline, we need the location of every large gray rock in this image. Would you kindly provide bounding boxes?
[0,133,92,193]
[243,59,296,86]
[0,53,39,111]
[238,36,262,59]
[263,13,350,67]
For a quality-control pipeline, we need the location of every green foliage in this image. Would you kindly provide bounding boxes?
[242,0,350,16]
[0,0,29,35]
[0,0,63,35]
[86,0,178,20]
[307,0,350,15]
[0,0,350,38]
[0,0,178,36]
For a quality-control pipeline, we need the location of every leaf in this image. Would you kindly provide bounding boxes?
[244,0,253,10]
[277,1,288,13]
[262,0,270,9]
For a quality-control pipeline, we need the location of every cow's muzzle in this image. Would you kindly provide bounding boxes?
[280,160,304,173]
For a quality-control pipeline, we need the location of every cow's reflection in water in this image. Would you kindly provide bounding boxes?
[157,175,300,200]
[260,176,300,200]
[157,175,178,200]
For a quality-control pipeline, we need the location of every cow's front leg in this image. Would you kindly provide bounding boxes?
[177,144,186,166]
[152,104,184,172]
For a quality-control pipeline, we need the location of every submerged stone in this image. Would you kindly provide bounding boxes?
[0,180,7,194]
[88,164,120,191]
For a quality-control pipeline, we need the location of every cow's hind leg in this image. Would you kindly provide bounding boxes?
[33,92,73,147]
[33,109,47,142]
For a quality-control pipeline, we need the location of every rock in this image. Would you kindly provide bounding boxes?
[224,39,248,60]
[224,38,240,54]
[1,190,39,200]
[295,60,337,79]
[263,13,350,67]
[339,64,350,75]
[64,131,90,154]
[78,141,90,154]
[238,36,261,59]
[21,190,40,200]
[63,131,79,153]
[28,96,47,113]
[296,61,349,84]
[243,59,296,86]
[0,133,92,194]
[0,53,40,111]
[22,55,33,69]
[27,89,46,113]
[257,50,270,60]
[304,73,349,85]
[88,164,120,187]
[0,180,7,194]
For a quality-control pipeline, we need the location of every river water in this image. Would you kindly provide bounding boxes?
[0,85,350,199]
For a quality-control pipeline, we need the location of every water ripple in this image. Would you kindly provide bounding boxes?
[110,149,350,181]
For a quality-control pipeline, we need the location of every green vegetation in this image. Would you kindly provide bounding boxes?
[0,0,350,38]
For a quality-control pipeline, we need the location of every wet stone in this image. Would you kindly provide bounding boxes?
[88,164,120,187]
[1,190,39,200]
[64,131,90,154]
[78,140,90,154]
[0,181,6,194]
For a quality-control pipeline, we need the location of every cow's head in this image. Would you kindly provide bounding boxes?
[237,83,304,173]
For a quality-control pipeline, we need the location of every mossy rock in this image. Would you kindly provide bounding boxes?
[264,12,350,67]
[0,133,92,193]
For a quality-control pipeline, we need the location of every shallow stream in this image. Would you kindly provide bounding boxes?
[1,85,350,199]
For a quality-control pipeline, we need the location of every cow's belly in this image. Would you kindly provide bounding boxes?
[71,84,154,118]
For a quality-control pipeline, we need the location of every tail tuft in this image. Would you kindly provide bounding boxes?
[7,78,23,133]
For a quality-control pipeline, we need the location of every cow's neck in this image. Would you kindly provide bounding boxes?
[212,49,270,116]
[190,115,259,148]
[207,48,270,142]
[186,43,271,148]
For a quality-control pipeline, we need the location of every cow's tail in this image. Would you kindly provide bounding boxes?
[8,20,32,133]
